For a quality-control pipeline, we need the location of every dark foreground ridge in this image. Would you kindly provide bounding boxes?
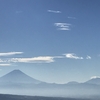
[0,94,91,100]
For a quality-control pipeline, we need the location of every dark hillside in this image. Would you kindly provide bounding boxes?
[0,94,90,100]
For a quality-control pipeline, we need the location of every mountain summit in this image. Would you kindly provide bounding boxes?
[0,69,42,84]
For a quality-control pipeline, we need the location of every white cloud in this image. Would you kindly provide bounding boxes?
[0,55,64,64]
[48,10,61,13]
[8,56,55,63]
[0,64,11,66]
[54,23,71,30]
[90,76,100,79]
[86,55,91,59]
[64,53,83,59]
[0,52,23,56]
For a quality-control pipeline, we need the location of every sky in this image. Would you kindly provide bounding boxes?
[0,0,100,84]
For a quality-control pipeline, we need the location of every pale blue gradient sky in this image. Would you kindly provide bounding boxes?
[0,0,100,83]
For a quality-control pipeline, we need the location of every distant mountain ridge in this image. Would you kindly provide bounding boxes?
[67,81,79,85]
[0,69,100,85]
[0,69,42,84]
[0,69,100,97]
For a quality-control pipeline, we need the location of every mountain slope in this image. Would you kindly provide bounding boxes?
[85,78,100,85]
[67,81,79,85]
[0,70,42,84]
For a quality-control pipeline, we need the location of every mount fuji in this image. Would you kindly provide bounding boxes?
[0,69,42,84]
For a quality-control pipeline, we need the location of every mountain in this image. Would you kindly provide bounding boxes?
[0,69,42,84]
[85,78,100,85]
[0,70,100,97]
[67,81,79,85]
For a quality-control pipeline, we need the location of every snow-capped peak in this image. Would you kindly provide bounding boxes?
[90,76,100,79]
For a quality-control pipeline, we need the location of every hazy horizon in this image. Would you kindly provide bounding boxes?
[0,69,98,84]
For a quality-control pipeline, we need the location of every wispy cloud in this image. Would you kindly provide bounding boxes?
[86,55,91,59]
[54,23,71,30]
[90,76,100,79]
[0,59,4,62]
[48,10,61,13]
[0,64,11,66]
[0,52,91,64]
[54,56,64,58]
[8,56,55,63]
[0,55,64,64]
[64,53,83,60]
[0,52,23,56]
[68,16,76,19]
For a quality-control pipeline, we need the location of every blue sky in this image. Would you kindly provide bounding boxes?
[0,0,100,83]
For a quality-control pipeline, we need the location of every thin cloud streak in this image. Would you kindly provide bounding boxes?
[0,56,64,64]
[86,55,91,59]
[54,56,64,58]
[68,16,76,19]
[8,56,55,63]
[0,59,4,62]
[64,53,83,59]
[1,56,64,63]
[0,53,92,64]
[0,52,23,56]
[48,10,61,13]
[54,23,71,30]
[0,64,11,66]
